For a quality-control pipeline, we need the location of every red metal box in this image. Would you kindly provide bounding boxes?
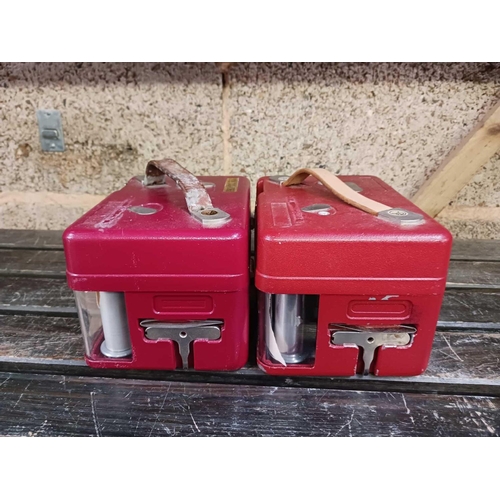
[255,169,452,377]
[63,159,250,371]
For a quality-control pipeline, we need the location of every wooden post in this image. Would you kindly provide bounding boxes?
[412,101,500,217]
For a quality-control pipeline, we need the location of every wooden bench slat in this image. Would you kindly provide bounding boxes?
[0,230,64,250]
[0,371,497,436]
[450,239,500,262]
[440,290,500,327]
[1,314,499,395]
[0,277,76,315]
[0,249,66,278]
[447,261,500,289]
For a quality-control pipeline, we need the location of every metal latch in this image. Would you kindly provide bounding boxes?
[330,324,415,375]
[140,320,222,369]
[36,110,65,152]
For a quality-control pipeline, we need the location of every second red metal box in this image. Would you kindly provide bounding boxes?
[255,168,452,377]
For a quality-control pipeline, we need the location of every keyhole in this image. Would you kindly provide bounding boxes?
[367,337,374,343]
[179,331,187,338]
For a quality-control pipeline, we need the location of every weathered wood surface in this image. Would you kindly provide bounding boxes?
[1,314,499,395]
[451,240,500,262]
[0,277,76,315]
[447,261,500,289]
[440,290,500,328]
[0,229,63,250]
[0,249,66,278]
[0,371,498,437]
[0,315,83,363]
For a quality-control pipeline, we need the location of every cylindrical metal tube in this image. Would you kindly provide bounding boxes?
[99,292,132,358]
[272,293,306,363]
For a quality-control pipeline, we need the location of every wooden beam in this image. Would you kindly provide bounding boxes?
[412,100,500,217]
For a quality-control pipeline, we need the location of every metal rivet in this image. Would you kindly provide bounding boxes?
[128,206,158,215]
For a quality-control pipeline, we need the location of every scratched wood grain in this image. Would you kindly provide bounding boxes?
[447,261,500,289]
[440,290,500,327]
[1,314,499,394]
[0,230,64,250]
[451,240,500,262]
[0,315,83,362]
[0,249,66,278]
[0,277,76,315]
[0,371,498,436]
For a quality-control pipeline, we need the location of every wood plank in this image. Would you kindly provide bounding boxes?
[447,261,500,289]
[0,249,66,278]
[451,239,500,262]
[1,314,499,395]
[0,229,64,250]
[0,371,498,436]
[440,290,500,328]
[412,101,500,217]
[0,315,83,363]
[0,277,76,316]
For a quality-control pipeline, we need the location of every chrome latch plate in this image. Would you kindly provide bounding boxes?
[140,320,222,369]
[330,324,415,375]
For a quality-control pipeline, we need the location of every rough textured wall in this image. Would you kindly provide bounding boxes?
[1,62,499,237]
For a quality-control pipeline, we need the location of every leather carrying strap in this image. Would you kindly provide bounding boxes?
[144,158,213,214]
[283,167,391,216]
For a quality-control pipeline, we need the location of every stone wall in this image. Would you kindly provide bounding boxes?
[1,62,499,237]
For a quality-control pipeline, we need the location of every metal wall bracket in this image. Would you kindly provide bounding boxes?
[37,110,65,152]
